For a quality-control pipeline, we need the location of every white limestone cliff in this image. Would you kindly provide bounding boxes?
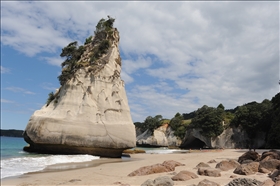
[181,127,266,149]
[23,22,136,157]
[136,124,181,147]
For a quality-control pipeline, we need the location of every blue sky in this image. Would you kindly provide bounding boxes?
[1,1,279,130]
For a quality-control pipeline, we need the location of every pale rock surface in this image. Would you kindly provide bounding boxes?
[23,27,136,157]
[136,124,181,147]
[181,127,266,149]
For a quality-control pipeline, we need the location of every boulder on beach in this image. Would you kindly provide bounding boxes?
[23,17,136,158]
[197,167,221,177]
[238,151,260,164]
[171,170,198,181]
[141,176,174,186]
[197,179,221,186]
[128,160,184,176]
[233,162,259,175]
[215,160,240,171]
[225,178,262,186]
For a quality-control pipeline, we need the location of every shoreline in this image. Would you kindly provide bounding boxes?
[1,149,274,186]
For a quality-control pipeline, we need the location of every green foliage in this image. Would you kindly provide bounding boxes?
[266,93,280,148]
[84,36,92,45]
[231,100,272,139]
[217,103,225,110]
[134,115,164,132]
[99,40,110,53]
[89,40,110,64]
[58,42,85,85]
[46,92,55,107]
[190,105,224,138]
[169,113,188,139]
[183,111,196,120]
[95,16,115,34]
[143,115,163,131]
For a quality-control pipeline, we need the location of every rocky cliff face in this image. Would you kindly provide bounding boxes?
[23,20,136,158]
[180,127,266,149]
[136,124,181,147]
[136,125,266,149]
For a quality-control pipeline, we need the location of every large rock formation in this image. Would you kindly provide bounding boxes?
[23,17,136,157]
[136,124,181,147]
[180,127,266,149]
[136,124,266,149]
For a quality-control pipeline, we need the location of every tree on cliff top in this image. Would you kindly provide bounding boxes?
[266,92,280,148]
[169,113,187,140]
[57,16,115,86]
[231,99,272,140]
[189,105,224,138]
[95,15,115,34]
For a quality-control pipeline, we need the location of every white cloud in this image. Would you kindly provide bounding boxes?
[0,66,10,74]
[1,1,279,122]
[41,57,63,67]
[40,82,59,91]
[1,99,14,103]
[5,87,36,95]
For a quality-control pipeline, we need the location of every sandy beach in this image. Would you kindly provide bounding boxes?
[1,149,272,186]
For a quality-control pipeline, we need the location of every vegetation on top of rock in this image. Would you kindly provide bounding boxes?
[169,113,188,140]
[46,92,55,106]
[84,36,92,45]
[266,92,280,148]
[57,16,116,86]
[134,115,164,132]
[189,105,225,138]
[58,41,85,85]
[135,92,280,148]
[231,99,272,139]
[46,16,117,106]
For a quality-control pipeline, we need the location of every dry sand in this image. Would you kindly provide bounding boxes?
[1,149,271,186]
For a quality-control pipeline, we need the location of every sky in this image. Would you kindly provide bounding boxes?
[1,1,279,130]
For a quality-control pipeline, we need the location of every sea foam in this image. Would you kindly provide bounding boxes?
[0,154,99,179]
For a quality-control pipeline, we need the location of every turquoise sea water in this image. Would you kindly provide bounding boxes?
[0,136,99,179]
[1,136,29,159]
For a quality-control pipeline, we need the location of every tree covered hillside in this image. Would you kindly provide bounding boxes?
[134,92,280,148]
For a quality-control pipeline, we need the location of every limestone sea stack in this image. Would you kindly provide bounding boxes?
[23,17,136,158]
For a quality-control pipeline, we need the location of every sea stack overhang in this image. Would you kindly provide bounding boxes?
[23,17,136,158]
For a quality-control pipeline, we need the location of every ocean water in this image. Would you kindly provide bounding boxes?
[0,137,187,179]
[0,136,99,179]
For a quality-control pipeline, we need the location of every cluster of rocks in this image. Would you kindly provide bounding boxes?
[126,149,280,186]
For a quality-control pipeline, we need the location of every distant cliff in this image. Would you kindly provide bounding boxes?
[1,129,24,138]
[136,124,181,147]
[136,125,266,149]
